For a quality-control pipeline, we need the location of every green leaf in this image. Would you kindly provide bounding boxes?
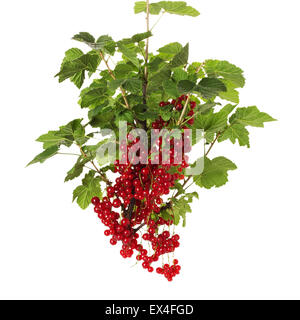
[193,156,237,189]
[187,62,205,78]
[159,108,173,121]
[79,80,109,108]
[204,60,245,88]
[133,104,158,121]
[134,1,147,13]
[178,79,195,93]
[134,1,200,17]
[89,107,115,129]
[55,52,100,84]
[114,63,136,79]
[218,104,236,118]
[123,78,143,94]
[169,43,189,68]
[194,107,230,134]
[134,1,162,14]
[62,48,84,63]
[120,31,153,44]
[219,80,240,103]
[36,131,72,149]
[73,171,102,209]
[173,68,188,82]
[115,109,134,124]
[96,35,116,55]
[172,197,192,227]
[109,79,125,91]
[163,79,179,97]
[157,1,200,17]
[218,124,250,147]
[184,192,199,202]
[71,71,85,89]
[195,77,227,99]
[65,156,91,182]
[230,106,276,127]
[88,102,109,120]
[80,88,108,108]
[58,119,86,145]
[158,42,183,60]
[149,57,165,72]
[36,119,87,149]
[27,146,59,166]
[117,42,140,68]
[59,48,85,88]
[109,78,142,94]
[72,32,95,44]
[148,65,172,89]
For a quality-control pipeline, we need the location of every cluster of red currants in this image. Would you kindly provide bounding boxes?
[152,94,196,129]
[156,259,181,281]
[91,97,196,281]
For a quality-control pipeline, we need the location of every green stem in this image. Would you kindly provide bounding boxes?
[57,152,81,156]
[150,11,165,31]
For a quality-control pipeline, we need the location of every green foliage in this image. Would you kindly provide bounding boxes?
[194,77,227,99]
[73,171,102,209]
[230,106,276,127]
[65,156,92,182]
[134,1,200,17]
[117,42,140,68]
[193,157,237,189]
[170,192,198,226]
[194,104,235,135]
[219,124,250,147]
[158,42,183,60]
[72,32,95,44]
[171,197,191,226]
[32,118,85,150]
[120,31,153,44]
[204,60,245,88]
[169,43,189,68]
[29,1,276,216]
[27,146,59,167]
[163,79,179,97]
[110,78,142,94]
[55,51,100,88]
[178,79,195,93]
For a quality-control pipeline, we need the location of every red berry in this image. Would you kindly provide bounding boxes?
[112,199,121,208]
[91,197,100,205]
[110,239,117,246]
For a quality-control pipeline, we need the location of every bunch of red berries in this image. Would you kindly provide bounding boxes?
[91,96,197,281]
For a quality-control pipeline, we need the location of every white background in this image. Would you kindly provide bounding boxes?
[0,0,299,300]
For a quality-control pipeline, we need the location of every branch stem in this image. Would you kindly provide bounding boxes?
[177,94,191,125]
[99,50,130,109]
[205,132,221,156]
[57,152,81,156]
[77,144,111,185]
[174,132,222,197]
[150,11,165,31]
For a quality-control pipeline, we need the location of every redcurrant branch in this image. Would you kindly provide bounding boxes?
[133,222,146,233]
[77,144,112,186]
[205,132,221,156]
[177,94,191,125]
